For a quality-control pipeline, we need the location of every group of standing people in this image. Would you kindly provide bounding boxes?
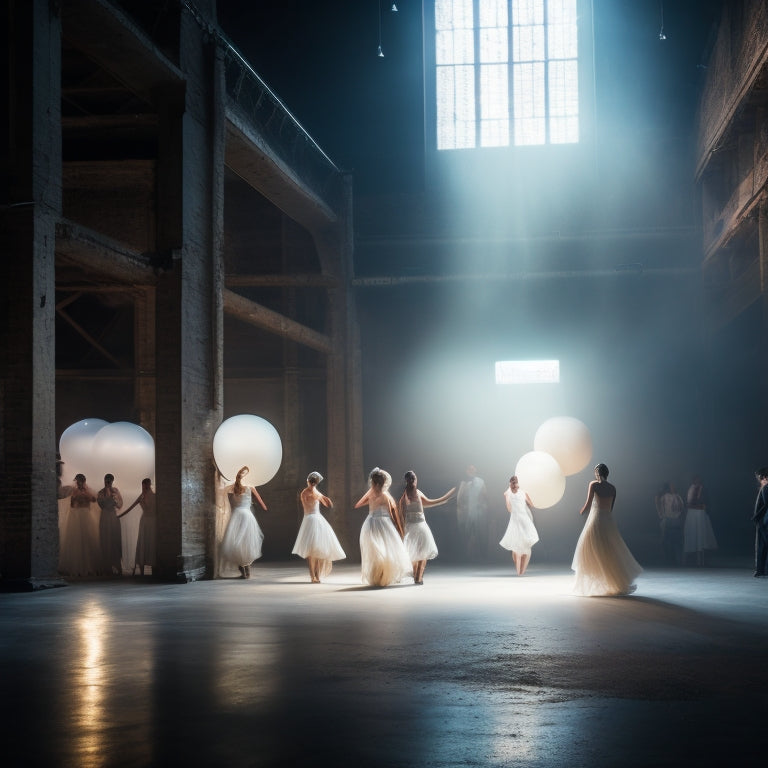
[655,475,718,567]
[58,472,157,578]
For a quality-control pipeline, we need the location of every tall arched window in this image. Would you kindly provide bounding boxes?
[435,0,579,150]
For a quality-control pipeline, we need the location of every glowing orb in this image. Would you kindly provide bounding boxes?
[213,414,282,486]
[91,422,155,500]
[533,417,592,476]
[515,450,566,509]
[58,418,109,483]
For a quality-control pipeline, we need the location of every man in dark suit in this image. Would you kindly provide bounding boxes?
[751,467,768,577]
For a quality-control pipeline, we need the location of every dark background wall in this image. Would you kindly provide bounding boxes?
[214,0,760,564]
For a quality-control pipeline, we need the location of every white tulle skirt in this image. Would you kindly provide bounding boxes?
[220,508,264,567]
[59,504,101,578]
[683,508,717,553]
[360,511,413,586]
[499,511,539,556]
[572,502,642,596]
[292,512,346,577]
[404,519,438,561]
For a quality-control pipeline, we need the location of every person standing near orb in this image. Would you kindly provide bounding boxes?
[97,473,123,576]
[219,466,267,579]
[59,473,99,578]
[119,478,156,576]
[499,475,539,576]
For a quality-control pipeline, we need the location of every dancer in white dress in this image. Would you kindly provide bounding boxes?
[97,474,123,576]
[220,466,266,579]
[355,467,412,587]
[572,464,642,596]
[500,475,539,575]
[683,474,717,566]
[120,478,156,576]
[292,471,346,582]
[59,474,100,578]
[397,470,455,585]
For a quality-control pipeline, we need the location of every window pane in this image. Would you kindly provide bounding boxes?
[548,60,578,115]
[549,115,578,143]
[434,0,579,150]
[436,0,474,30]
[512,24,545,61]
[513,60,545,144]
[479,27,508,63]
[480,63,508,119]
[437,64,476,149]
[479,0,507,28]
[547,0,578,58]
[481,119,510,147]
[512,0,544,26]
[548,58,578,143]
[514,116,546,145]
[436,28,475,65]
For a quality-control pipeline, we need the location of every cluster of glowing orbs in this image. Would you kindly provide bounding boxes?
[515,450,566,509]
[59,419,155,500]
[533,417,593,476]
[213,414,282,485]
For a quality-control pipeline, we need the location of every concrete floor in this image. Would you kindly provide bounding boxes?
[2,561,767,768]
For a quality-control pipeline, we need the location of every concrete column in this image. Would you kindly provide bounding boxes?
[319,175,360,553]
[153,5,224,581]
[0,0,63,588]
[282,220,300,491]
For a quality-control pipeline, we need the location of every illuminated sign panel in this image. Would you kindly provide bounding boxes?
[495,360,560,384]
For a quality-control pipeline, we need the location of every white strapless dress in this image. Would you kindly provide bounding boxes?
[572,497,642,596]
[292,500,346,577]
[220,489,264,568]
[359,507,412,586]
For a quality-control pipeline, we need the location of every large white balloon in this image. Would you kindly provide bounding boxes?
[59,418,109,483]
[515,451,566,509]
[91,422,155,500]
[213,414,282,486]
[533,417,593,476]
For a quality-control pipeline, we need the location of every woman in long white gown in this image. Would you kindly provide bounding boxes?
[355,467,412,587]
[119,478,156,576]
[397,470,455,585]
[59,474,99,578]
[220,466,266,579]
[292,471,345,582]
[572,464,642,596]
[500,475,539,576]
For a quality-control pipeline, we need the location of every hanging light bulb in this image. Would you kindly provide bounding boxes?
[391,2,398,10]
[658,1,667,40]
[377,0,385,58]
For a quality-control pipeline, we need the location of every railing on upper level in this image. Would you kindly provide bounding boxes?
[109,0,346,215]
[221,42,346,215]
